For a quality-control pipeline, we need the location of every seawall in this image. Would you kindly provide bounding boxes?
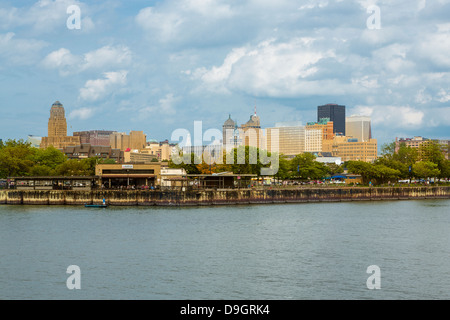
[0,186,449,206]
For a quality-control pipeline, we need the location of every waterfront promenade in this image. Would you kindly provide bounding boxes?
[1,186,449,206]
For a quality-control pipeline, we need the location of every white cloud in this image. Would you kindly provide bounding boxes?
[69,107,95,120]
[436,89,450,103]
[139,93,179,118]
[82,45,132,71]
[79,71,128,101]
[41,48,80,75]
[41,45,132,75]
[1,0,93,34]
[0,32,47,65]
[353,105,425,128]
[135,7,184,42]
[191,38,350,97]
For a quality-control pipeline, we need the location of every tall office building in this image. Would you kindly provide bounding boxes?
[40,101,80,149]
[305,128,322,153]
[110,131,147,151]
[346,116,372,142]
[266,122,305,157]
[317,104,346,136]
[306,118,334,141]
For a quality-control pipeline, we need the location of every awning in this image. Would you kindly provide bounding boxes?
[101,174,156,179]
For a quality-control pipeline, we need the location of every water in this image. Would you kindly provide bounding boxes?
[0,200,449,300]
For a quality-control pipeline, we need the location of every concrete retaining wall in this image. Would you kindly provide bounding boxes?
[0,186,449,206]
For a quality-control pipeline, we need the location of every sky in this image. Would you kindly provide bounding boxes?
[1,0,449,148]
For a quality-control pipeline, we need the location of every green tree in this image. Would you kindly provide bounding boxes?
[273,153,291,181]
[325,162,344,176]
[373,164,401,184]
[290,153,328,180]
[412,161,440,180]
[346,161,376,184]
[227,146,271,176]
[31,146,67,172]
[439,160,450,180]
[54,159,92,176]
[394,143,419,165]
[0,139,35,178]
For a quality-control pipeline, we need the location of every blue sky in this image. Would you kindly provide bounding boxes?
[1,0,449,147]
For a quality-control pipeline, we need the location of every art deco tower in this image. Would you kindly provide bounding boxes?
[48,101,67,138]
[40,101,80,150]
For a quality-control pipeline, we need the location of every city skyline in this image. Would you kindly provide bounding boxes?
[1,0,449,147]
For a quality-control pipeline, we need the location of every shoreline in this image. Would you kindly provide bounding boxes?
[1,186,449,206]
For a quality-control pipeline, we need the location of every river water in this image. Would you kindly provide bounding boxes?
[0,199,449,300]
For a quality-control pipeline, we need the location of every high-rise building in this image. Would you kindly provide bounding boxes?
[306,118,334,141]
[40,101,80,149]
[266,122,305,157]
[305,128,322,153]
[240,110,262,148]
[317,104,346,136]
[110,131,147,151]
[346,116,372,142]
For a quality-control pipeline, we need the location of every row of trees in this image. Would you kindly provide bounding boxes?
[0,139,115,179]
[344,141,449,184]
[168,146,344,180]
[169,142,450,185]
[1,139,449,185]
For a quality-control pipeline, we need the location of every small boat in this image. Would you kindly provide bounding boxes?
[85,204,108,208]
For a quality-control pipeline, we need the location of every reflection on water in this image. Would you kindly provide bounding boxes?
[0,199,449,300]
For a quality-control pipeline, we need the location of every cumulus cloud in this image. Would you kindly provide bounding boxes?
[69,107,95,120]
[189,37,358,97]
[352,105,425,128]
[0,32,47,66]
[1,0,95,34]
[41,45,132,75]
[79,71,128,101]
[139,93,179,118]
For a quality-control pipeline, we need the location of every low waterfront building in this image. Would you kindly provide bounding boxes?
[95,163,162,189]
[10,176,97,191]
[186,172,257,189]
[160,168,188,189]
